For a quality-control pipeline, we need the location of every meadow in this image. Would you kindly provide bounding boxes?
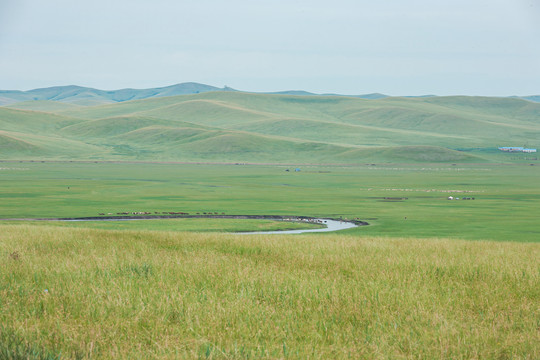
[1,161,539,242]
[1,226,538,359]
[1,92,540,358]
[1,162,539,359]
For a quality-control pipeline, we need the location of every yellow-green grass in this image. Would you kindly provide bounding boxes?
[1,225,538,359]
[0,218,323,233]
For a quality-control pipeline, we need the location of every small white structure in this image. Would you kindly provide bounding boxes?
[498,146,536,153]
[498,146,524,152]
[447,196,454,200]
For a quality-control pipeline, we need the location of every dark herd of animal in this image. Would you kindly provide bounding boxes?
[97,211,225,216]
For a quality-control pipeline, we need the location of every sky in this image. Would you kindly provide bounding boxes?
[0,0,539,96]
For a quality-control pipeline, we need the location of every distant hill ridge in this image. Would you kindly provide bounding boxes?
[0,83,232,106]
[3,82,537,106]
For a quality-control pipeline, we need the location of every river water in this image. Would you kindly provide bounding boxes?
[238,218,358,235]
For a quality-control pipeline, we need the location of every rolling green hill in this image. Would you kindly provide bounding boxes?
[0,130,102,158]
[1,91,539,163]
[5,100,83,112]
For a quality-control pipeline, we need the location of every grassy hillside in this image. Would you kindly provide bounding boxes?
[5,100,83,112]
[1,92,539,163]
[0,130,103,159]
[0,107,81,133]
[60,116,211,138]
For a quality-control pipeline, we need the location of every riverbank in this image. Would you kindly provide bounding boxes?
[238,218,359,234]
[0,215,367,234]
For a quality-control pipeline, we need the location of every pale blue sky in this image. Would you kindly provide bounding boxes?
[1,0,539,95]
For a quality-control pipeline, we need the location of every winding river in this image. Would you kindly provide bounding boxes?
[238,218,358,234]
[3,215,361,235]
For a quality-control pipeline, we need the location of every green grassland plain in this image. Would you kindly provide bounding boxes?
[1,93,540,358]
[1,161,539,242]
[1,165,539,358]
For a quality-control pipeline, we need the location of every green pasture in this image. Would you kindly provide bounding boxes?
[3,91,540,359]
[1,161,538,242]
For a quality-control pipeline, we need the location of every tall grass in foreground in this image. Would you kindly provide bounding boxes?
[0,225,538,359]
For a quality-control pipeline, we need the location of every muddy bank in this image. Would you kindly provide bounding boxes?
[1,215,368,234]
[1,214,368,226]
